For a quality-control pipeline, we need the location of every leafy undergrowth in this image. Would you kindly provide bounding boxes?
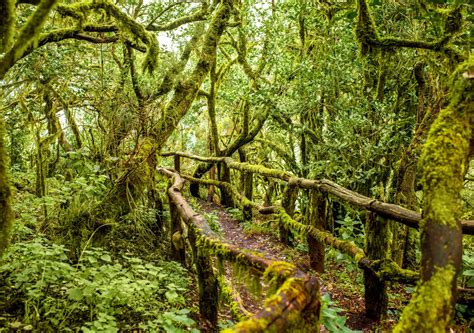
[0,237,198,332]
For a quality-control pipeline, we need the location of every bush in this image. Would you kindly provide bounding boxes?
[0,237,198,332]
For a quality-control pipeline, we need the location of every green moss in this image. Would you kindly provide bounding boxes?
[56,1,159,72]
[0,0,15,53]
[394,266,455,333]
[420,58,473,228]
[279,208,366,263]
[226,158,292,181]
[263,261,297,294]
[0,120,13,255]
[12,0,58,63]
[369,259,419,283]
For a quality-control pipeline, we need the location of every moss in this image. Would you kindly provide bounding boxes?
[279,208,366,263]
[12,0,58,63]
[0,120,13,255]
[355,0,379,55]
[226,159,292,181]
[369,259,419,283]
[150,0,231,149]
[56,1,159,73]
[226,277,317,332]
[394,266,455,333]
[264,261,297,294]
[0,0,15,53]
[218,276,248,321]
[419,58,473,228]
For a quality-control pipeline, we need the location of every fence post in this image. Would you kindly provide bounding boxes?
[364,212,388,320]
[279,184,298,245]
[187,229,218,329]
[238,149,253,221]
[307,190,327,273]
[242,171,253,221]
[169,202,186,264]
[219,163,234,207]
[174,155,181,173]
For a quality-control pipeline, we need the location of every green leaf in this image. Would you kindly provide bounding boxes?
[100,254,112,263]
[463,269,474,277]
[67,288,84,301]
[165,290,179,303]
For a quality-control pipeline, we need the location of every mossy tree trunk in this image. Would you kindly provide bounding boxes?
[307,190,328,273]
[394,58,473,332]
[238,149,253,221]
[0,120,13,255]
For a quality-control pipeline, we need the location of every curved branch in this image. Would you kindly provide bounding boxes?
[146,5,208,31]
[356,0,465,62]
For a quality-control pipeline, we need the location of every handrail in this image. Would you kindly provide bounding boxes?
[161,151,474,235]
[178,170,420,284]
[158,167,320,332]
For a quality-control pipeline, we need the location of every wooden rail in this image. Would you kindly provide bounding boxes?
[158,167,320,332]
[161,151,474,235]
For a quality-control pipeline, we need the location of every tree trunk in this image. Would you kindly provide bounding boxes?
[0,120,13,255]
[394,59,473,333]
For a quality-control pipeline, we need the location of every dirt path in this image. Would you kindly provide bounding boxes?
[195,199,378,331]
[198,200,307,266]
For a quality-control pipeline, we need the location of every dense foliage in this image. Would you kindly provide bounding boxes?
[0,0,472,331]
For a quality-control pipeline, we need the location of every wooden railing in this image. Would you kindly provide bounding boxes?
[159,168,320,332]
[159,151,473,330]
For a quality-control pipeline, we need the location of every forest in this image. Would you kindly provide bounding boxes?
[0,0,473,331]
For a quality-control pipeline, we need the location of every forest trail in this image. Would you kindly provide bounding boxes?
[198,200,305,267]
[196,199,375,332]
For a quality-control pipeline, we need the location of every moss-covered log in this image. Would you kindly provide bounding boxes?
[394,57,473,333]
[225,276,320,333]
[279,209,419,283]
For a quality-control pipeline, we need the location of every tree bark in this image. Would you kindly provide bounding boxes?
[0,120,13,255]
[394,58,473,333]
